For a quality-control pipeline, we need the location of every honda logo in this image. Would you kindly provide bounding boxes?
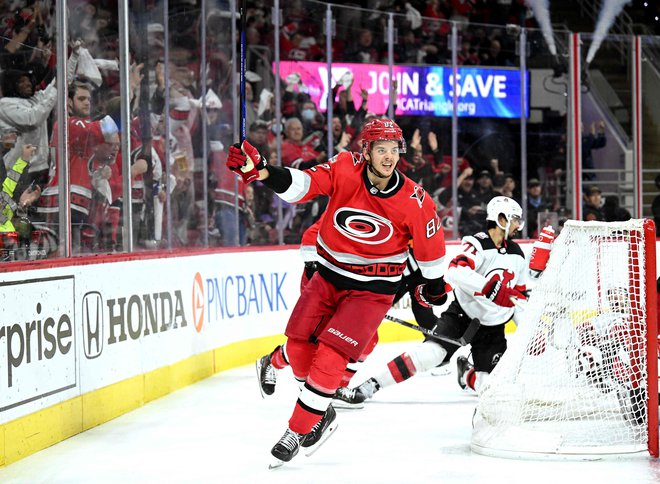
[82,291,104,359]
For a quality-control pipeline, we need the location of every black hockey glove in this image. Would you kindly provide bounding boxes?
[414,277,449,308]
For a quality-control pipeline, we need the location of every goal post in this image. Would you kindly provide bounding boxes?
[471,219,658,459]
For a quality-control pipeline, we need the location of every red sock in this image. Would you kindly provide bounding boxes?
[466,368,477,390]
[289,342,347,435]
[271,345,288,370]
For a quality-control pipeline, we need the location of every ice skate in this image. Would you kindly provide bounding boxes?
[333,378,379,409]
[456,356,473,390]
[255,353,277,398]
[269,428,302,469]
[301,405,339,456]
[332,386,365,409]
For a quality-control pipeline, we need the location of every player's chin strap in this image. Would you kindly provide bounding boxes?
[367,161,388,179]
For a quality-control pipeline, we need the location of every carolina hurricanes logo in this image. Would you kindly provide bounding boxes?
[410,185,426,208]
[333,208,394,245]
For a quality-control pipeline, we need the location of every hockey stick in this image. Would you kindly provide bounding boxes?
[384,314,480,346]
[238,0,247,142]
[510,296,527,310]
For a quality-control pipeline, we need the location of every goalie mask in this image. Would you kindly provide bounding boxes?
[487,196,524,236]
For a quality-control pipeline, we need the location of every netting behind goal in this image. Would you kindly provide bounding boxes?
[472,219,658,459]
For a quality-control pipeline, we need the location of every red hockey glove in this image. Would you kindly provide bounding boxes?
[481,274,526,308]
[414,281,449,308]
[529,225,555,276]
[226,140,266,184]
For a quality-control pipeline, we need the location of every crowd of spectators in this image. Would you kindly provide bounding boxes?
[0,0,639,260]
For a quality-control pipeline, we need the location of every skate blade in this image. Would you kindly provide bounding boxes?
[430,366,450,376]
[331,399,365,410]
[268,459,285,470]
[304,422,339,457]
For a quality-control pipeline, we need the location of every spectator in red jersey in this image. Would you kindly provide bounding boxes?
[226,118,447,467]
[36,82,119,253]
[280,117,326,170]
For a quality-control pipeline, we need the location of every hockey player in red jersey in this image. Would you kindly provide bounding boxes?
[256,216,381,405]
[226,118,447,467]
[256,216,439,409]
[339,196,554,404]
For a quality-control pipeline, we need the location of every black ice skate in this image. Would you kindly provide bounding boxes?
[332,386,366,409]
[269,428,302,469]
[456,356,473,390]
[333,377,381,410]
[255,353,277,398]
[301,404,339,456]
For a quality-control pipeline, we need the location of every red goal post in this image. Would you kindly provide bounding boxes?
[472,219,658,459]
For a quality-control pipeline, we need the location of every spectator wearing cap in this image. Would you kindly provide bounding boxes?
[526,178,552,237]
[498,172,520,203]
[247,120,271,156]
[0,69,57,186]
[583,185,605,221]
[189,88,226,159]
[474,169,496,205]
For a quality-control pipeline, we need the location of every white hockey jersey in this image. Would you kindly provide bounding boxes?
[445,232,528,326]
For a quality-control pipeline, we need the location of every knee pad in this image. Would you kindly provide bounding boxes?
[358,332,379,362]
[409,340,448,374]
[285,337,316,380]
[308,342,349,391]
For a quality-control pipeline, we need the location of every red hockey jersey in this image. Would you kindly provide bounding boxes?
[279,151,446,294]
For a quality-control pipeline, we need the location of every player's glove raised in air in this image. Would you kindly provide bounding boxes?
[226,140,267,184]
[414,278,450,308]
[480,273,526,308]
[529,225,555,277]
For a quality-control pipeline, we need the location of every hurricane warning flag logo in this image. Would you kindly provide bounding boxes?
[410,185,425,208]
[333,208,394,245]
[192,272,205,333]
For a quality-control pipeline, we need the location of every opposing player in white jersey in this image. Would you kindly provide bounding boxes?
[337,196,555,404]
[226,118,448,467]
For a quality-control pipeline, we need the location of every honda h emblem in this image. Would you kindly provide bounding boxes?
[82,291,104,359]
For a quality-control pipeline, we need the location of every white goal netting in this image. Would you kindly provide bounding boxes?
[472,219,654,458]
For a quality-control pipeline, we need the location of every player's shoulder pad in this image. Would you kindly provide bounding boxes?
[326,151,364,171]
[505,239,525,258]
[346,151,364,165]
[465,232,495,251]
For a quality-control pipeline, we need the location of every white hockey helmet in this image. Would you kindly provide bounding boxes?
[486,196,524,235]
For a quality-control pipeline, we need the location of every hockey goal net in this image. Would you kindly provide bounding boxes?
[472,219,658,458]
